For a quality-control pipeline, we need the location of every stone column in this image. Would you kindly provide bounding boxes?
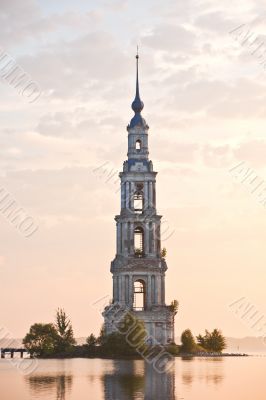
[161,274,165,305]
[130,223,134,255]
[149,182,153,208]
[151,275,155,304]
[151,223,155,255]
[158,225,161,255]
[126,181,129,208]
[120,182,123,209]
[121,275,125,304]
[144,222,149,255]
[128,182,131,210]
[119,223,122,254]
[156,275,161,304]
[122,223,127,255]
[155,224,161,256]
[113,276,116,302]
[129,275,133,308]
[153,181,156,208]
[130,182,135,211]
[125,275,129,304]
[119,276,123,303]
[144,181,149,210]
[147,275,152,309]
[154,275,158,305]
[116,222,119,254]
[114,275,119,302]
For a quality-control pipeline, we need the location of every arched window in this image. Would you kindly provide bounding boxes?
[133,191,143,214]
[133,280,146,310]
[134,226,144,256]
[136,140,141,150]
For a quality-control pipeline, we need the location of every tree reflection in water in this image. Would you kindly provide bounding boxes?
[102,359,175,400]
[25,374,73,400]
[181,357,224,387]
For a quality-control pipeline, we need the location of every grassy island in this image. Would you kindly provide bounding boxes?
[23,309,245,359]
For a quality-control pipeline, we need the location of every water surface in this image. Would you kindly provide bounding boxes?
[0,356,265,399]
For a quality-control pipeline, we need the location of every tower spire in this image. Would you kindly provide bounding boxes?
[129,49,148,129]
[135,46,140,99]
[131,49,144,114]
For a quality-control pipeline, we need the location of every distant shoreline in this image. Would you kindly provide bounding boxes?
[34,352,249,360]
[0,352,250,360]
[177,352,249,357]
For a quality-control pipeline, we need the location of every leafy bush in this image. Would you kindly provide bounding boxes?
[196,329,226,353]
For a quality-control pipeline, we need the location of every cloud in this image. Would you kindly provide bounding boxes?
[202,144,232,167]
[234,140,266,167]
[1,166,118,214]
[35,109,126,139]
[36,112,78,138]
[1,0,266,338]
[103,0,128,11]
[141,24,196,52]
[195,11,236,33]
[153,140,199,163]
[168,79,230,114]
[17,31,130,100]
[0,1,103,48]
[0,0,49,46]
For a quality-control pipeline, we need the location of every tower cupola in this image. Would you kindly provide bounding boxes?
[128,53,148,130]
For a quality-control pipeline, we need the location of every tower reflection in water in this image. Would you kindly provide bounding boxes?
[26,374,73,400]
[103,359,175,400]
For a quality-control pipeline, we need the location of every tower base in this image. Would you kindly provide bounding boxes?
[103,303,175,345]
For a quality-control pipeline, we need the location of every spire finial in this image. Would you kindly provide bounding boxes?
[131,48,144,114]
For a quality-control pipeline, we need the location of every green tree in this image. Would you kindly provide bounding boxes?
[23,323,58,357]
[161,248,167,259]
[208,329,226,352]
[169,300,179,314]
[55,308,76,353]
[180,329,197,353]
[97,324,107,346]
[196,329,226,353]
[196,333,207,348]
[101,313,147,356]
[118,313,147,352]
[86,334,97,347]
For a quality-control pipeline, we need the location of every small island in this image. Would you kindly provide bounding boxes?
[22,308,247,360]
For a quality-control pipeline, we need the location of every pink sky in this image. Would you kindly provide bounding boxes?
[0,0,266,340]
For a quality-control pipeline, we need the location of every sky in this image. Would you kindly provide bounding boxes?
[1,0,266,340]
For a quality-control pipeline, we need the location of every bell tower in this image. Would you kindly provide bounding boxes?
[103,53,176,345]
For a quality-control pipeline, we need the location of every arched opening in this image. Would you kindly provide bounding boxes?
[133,191,143,214]
[134,226,144,256]
[136,140,141,151]
[133,280,146,310]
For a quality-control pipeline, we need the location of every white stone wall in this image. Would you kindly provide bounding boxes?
[112,271,166,309]
[104,106,176,346]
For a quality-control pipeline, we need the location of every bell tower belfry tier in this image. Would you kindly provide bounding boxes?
[103,54,176,345]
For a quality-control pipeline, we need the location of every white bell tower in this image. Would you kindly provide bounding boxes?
[103,53,176,345]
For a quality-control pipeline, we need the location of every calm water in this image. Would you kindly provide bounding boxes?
[0,356,265,399]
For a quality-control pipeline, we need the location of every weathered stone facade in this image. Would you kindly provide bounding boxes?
[103,55,176,345]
